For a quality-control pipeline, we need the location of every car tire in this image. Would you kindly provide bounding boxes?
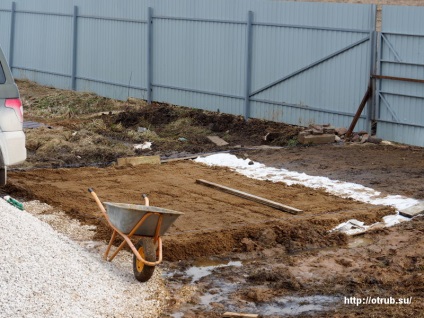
[0,153,6,186]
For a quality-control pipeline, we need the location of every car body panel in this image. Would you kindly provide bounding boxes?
[0,46,26,170]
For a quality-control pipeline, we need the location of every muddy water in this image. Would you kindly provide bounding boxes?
[186,260,243,282]
[348,236,373,248]
[164,257,339,317]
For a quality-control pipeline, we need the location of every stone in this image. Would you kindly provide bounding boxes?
[311,128,324,135]
[361,133,369,143]
[309,124,323,130]
[298,131,311,137]
[351,134,360,142]
[368,136,383,144]
[381,140,394,146]
[335,127,348,136]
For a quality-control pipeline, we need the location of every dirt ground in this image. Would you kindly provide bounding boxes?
[5,79,423,317]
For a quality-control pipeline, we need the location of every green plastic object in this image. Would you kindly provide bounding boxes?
[4,195,24,210]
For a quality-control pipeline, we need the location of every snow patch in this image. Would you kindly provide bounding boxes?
[194,153,417,233]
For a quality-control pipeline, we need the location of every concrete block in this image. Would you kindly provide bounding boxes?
[399,202,424,218]
[117,155,161,166]
[298,133,334,144]
[207,136,229,146]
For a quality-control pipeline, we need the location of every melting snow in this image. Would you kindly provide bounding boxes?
[194,153,417,233]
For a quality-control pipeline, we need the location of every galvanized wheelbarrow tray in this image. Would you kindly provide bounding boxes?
[88,188,183,282]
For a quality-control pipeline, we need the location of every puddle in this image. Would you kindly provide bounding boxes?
[348,237,373,248]
[256,295,340,315]
[185,260,242,282]
[200,289,231,306]
[165,257,339,317]
[199,292,339,316]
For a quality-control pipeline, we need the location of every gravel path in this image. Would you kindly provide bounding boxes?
[0,198,167,318]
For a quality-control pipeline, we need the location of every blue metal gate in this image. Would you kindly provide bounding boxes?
[375,6,424,147]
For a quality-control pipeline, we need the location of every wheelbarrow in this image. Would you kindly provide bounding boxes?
[88,188,184,282]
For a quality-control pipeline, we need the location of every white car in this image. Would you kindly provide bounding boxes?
[0,46,26,185]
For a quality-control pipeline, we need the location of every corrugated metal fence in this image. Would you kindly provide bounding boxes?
[0,0,423,146]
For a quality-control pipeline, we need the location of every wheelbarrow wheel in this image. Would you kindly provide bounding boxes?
[133,238,156,282]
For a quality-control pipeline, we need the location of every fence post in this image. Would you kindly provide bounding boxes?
[9,2,16,70]
[367,4,377,133]
[147,7,153,104]
[71,6,78,90]
[244,11,253,120]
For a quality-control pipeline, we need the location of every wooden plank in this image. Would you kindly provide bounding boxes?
[117,155,161,166]
[160,151,226,163]
[223,312,259,318]
[207,135,229,146]
[399,202,424,218]
[196,179,302,214]
[160,155,201,163]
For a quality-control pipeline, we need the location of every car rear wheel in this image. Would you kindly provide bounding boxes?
[0,153,6,186]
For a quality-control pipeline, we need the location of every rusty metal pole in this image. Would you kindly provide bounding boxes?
[345,83,372,140]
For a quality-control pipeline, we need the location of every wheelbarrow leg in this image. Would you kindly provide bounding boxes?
[104,230,117,260]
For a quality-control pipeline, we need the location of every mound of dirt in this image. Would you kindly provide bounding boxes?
[7,161,393,262]
[12,79,424,318]
[17,80,301,169]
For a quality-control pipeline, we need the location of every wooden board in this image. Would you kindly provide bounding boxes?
[196,179,302,214]
[207,135,229,146]
[160,155,200,163]
[160,152,222,163]
[117,155,161,166]
[399,202,424,218]
[223,313,259,318]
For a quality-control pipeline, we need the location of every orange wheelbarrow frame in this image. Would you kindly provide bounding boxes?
[88,188,163,267]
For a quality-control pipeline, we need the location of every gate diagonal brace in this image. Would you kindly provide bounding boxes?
[250,35,370,98]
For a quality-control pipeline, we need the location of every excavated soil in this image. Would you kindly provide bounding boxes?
[7,79,423,317]
[7,160,393,261]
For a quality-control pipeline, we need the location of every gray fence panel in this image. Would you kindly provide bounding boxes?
[1,0,376,134]
[148,1,375,127]
[376,6,424,147]
[0,7,12,62]
[12,10,73,89]
[152,16,246,115]
[75,17,148,100]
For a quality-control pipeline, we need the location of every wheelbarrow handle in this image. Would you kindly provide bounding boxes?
[142,194,149,206]
[88,188,108,219]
